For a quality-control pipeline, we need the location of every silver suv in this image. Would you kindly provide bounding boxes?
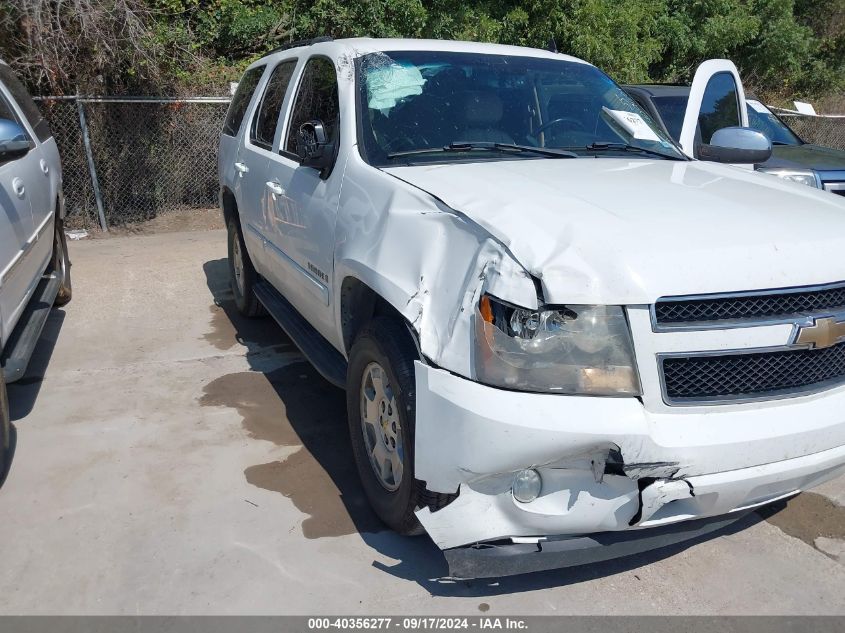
[0,61,72,480]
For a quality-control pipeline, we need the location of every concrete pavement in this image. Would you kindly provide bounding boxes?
[0,228,843,615]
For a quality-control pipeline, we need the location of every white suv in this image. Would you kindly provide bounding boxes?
[0,61,72,480]
[219,38,845,578]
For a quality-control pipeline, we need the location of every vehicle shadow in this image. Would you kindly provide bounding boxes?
[202,257,760,596]
[202,258,384,539]
[7,308,66,421]
[1,307,64,489]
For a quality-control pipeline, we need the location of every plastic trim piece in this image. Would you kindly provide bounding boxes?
[443,512,744,579]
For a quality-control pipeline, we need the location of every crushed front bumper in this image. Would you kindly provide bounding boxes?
[413,362,845,575]
[443,512,744,579]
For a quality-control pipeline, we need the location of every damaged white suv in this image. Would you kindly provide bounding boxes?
[219,37,845,578]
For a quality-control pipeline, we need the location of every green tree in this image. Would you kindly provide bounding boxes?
[0,0,841,100]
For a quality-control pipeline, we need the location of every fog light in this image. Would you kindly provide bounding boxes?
[512,469,542,503]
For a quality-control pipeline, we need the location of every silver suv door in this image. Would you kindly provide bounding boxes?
[0,90,39,346]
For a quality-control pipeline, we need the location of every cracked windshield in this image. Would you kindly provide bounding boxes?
[358,50,685,165]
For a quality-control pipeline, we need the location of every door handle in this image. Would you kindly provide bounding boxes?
[234,162,249,174]
[266,181,285,196]
[12,177,24,198]
[40,159,49,175]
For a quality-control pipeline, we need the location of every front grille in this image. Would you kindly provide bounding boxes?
[662,342,845,403]
[655,282,845,326]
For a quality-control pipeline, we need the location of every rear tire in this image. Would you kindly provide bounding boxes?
[347,317,424,535]
[0,369,9,483]
[227,216,264,317]
[52,217,72,306]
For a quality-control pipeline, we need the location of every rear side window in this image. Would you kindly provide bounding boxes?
[0,63,50,142]
[285,57,340,155]
[251,60,297,150]
[697,72,740,144]
[222,65,265,137]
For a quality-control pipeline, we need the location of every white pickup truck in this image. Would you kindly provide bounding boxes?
[218,38,845,578]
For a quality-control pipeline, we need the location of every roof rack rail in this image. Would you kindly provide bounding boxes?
[266,36,333,56]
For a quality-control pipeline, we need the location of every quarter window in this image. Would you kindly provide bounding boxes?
[251,60,297,149]
[698,72,740,144]
[222,65,265,137]
[285,57,340,155]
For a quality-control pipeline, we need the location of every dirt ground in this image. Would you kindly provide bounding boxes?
[0,227,844,615]
[82,207,225,238]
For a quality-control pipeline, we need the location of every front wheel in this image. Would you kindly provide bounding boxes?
[347,317,423,535]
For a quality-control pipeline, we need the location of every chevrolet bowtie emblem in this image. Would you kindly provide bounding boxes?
[794,316,845,350]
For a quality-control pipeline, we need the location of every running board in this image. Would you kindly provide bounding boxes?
[253,281,347,389]
[2,274,61,383]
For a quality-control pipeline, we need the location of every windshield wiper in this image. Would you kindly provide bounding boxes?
[387,142,578,160]
[579,141,684,160]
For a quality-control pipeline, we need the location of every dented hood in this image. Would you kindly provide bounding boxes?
[384,158,845,305]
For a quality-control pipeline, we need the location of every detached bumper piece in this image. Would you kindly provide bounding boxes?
[444,512,744,579]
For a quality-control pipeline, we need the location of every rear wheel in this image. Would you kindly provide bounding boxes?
[347,317,423,535]
[227,216,264,317]
[0,369,9,483]
[52,217,72,306]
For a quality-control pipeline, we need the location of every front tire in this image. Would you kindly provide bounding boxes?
[347,317,423,535]
[227,216,264,317]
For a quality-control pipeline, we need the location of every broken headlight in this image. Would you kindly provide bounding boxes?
[475,295,641,396]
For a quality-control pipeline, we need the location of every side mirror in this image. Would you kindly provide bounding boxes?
[0,119,30,162]
[295,119,334,173]
[698,127,772,164]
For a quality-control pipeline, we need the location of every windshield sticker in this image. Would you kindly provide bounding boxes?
[601,107,661,142]
[747,99,770,114]
[366,62,426,110]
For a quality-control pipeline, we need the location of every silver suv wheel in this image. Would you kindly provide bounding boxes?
[360,361,404,491]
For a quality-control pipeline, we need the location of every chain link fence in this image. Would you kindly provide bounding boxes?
[34,97,845,231]
[39,99,99,230]
[38,96,230,230]
[772,112,845,151]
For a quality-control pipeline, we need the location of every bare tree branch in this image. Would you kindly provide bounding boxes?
[1,0,163,94]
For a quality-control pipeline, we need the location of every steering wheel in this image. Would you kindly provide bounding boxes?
[531,117,587,139]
